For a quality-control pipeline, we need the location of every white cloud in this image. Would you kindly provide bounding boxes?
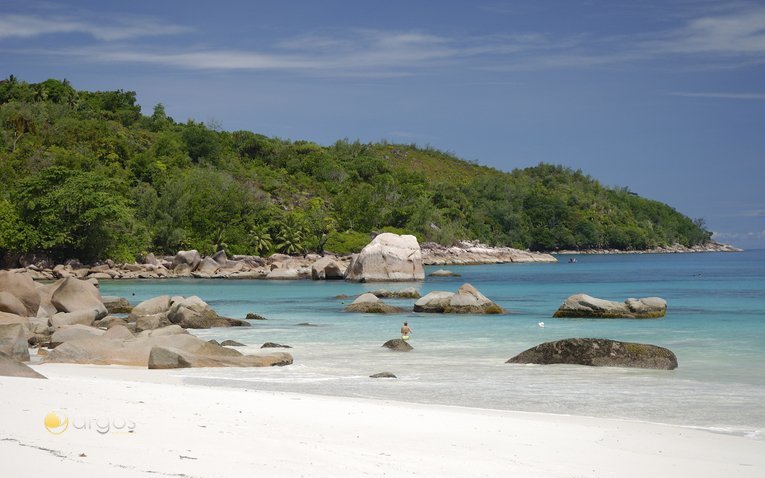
[712,230,765,240]
[0,13,190,41]
[667,91,765,100]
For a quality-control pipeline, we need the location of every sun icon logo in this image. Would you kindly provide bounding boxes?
[44,411,69,435]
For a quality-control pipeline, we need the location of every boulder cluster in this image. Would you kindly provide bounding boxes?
[0,270,292,374]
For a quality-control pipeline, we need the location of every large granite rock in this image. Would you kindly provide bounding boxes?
[0,291,27,316]
[413,283,502,314]
[44,332,232,366]
[51,324,105,345]
[102,296,132,314]
[311,257,345,280]
[129,296,171,320]
[172,250,202,271]
[506,338,678,370]
[553,294,667,318]
[382,338,413,352]
[345,233,425,282]
[0,352,46,378]
[266,268,301,280]
[344,293,403,314]
[0,270,41,316]
[49,310,99,328]
[166,296,249,328]
[50,277,107,319]
[0,322,29,361]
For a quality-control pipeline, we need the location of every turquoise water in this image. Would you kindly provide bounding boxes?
[100,251,765,438]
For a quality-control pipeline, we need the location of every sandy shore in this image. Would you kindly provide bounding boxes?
[1,364,763,478]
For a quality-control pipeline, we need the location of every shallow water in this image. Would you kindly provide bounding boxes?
[100,250,765,439]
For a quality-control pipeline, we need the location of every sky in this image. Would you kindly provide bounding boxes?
[1,0,764,248]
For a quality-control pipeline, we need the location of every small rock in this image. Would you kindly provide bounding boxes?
[221,340,245,347]
[382,339,413,352]
[369,372,397,378]
[245,312,268,321]
[261,342,292,348]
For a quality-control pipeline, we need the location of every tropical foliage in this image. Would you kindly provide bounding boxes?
[0,77,712,262]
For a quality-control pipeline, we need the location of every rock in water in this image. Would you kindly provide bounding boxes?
[413,283,503,314]
[344,293,403,313]
[370,372,397,378]
[553,294,667,318]
[345,233,425,282]
[382,339,413,352]
[261,342,292,348]
[506,338,678,370]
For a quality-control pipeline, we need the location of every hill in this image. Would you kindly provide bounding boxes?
[0,77,712,263]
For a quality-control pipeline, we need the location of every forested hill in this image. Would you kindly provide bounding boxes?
[0,77,712,263]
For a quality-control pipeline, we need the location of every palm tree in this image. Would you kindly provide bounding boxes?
[248,224,272,256]
[276,214,307,255]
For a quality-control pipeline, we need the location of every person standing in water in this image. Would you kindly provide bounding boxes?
[401,322,412,341]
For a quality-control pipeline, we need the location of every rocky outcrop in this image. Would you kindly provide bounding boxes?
[553,294,667,318]
[0,353,46,378]
[506,338,678,370]
[552,241,743,255]
[148,346,292,369]
[421,241,557,265]
[128,295,248,329]
[414,283,503,314]
[345,233,425,282]
[344,293,403,314]
[382,339,413,352]
[51,324,105,345]
[44,328,291,368]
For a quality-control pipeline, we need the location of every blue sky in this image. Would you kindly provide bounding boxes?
[2,0,764,248]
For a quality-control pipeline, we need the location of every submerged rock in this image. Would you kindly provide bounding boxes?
[553,294,667,318]
[428,269,461,277]
[345,293,403,314]
[382,338,413,352]
[371,287,421,299]
[261,342,292,348]
[506,338,678,370]
[370,371,397,378]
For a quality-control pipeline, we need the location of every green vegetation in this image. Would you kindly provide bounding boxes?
[0,77,712,262]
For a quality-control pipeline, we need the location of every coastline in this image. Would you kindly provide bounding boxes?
[2,364,763,478]
[2,241,742,280]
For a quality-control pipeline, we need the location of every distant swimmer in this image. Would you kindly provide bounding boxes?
[401,322,412,341]
[568,258,577,263]
[538,322,545,328]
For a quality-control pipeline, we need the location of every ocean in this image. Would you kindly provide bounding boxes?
[99,250,765,439]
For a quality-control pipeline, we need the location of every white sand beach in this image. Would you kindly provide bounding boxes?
[1,364,763,478]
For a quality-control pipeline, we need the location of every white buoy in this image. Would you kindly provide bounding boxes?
[538,322,545,328]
